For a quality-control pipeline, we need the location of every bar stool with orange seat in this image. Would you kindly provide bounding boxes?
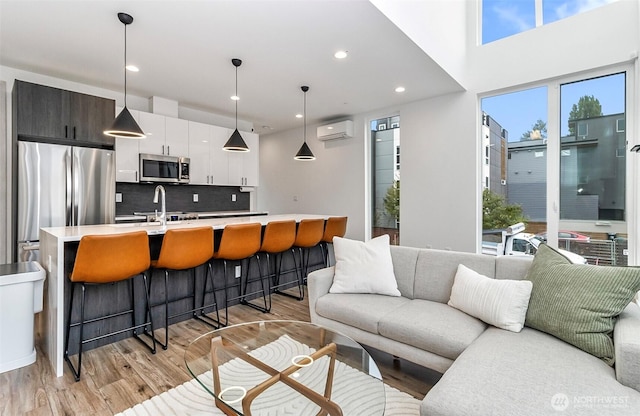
[320,216,348,267]
[257,220,298,302]
[290,218,325,300]
[64,231,155,381]
[146,227,218,350]
[211,222,263,326]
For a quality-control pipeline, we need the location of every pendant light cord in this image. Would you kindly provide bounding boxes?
[123,21,127,108]
[235,65,238,128]
[303,90,307,143]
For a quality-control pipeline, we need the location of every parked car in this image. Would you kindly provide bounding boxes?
[483,223,587,264]
[535,230,591,242]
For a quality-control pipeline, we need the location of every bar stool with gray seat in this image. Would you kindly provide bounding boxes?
[210,223,263,326]
[258,220,298,301]
[146,227,219,350]
[64,231,155,381]
[320,216,348,267]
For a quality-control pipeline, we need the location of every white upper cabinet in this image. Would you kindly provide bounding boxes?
[210,125,231,185]
[115,107,140,183]
[117,110,259,186]
[187,121,213,185]
[165,117,189,156]
[137,112,166,155]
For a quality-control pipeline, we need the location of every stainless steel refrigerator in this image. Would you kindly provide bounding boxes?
[17,141,115,261]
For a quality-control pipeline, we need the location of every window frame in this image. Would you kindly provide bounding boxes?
[478,63,636,264]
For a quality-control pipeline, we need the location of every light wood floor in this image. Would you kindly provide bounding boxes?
[0,289,441,415]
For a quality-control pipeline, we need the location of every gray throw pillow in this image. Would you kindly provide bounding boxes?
[524,244,640,365]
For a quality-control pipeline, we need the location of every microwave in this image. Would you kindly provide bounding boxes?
[139,153,190,184]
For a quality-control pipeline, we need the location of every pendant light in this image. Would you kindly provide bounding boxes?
[104,12,145,139]
[294,85,315,161]
[223,58,249,152]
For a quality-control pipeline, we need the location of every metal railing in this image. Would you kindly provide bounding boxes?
[559,239,628,266]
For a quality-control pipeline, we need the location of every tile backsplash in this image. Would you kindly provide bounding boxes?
[115,182,250,215]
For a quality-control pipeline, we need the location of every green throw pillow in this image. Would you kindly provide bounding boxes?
[524,244,640,365]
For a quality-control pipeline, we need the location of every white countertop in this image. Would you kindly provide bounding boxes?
[41,213,331,242]
[115,210,267,222]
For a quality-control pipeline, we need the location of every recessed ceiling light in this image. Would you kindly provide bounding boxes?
[231,95,239,101]
[295,113,303,118]
[125,65,139,72]
[395,86,405,93]
[334,50,348,59]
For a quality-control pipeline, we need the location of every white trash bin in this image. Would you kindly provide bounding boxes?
[0,261,46,373]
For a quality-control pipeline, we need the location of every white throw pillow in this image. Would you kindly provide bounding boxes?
[329,235,401,297]
[448,264,533,332]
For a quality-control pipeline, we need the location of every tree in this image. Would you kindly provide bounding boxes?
[482,189,526,230]
[384,180,399,225]
[520,119,547,141]
[568,95,602,135]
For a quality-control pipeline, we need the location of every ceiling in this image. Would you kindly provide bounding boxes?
[0,0,463,134]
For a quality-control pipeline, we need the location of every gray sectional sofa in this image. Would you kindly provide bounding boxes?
[307,245,640,415]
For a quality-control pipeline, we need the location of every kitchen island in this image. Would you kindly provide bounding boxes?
[40,214,332,377]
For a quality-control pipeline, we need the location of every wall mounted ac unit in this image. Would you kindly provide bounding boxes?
[317,120,354,141]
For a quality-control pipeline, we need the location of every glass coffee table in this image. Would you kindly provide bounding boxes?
[184,320,385,416]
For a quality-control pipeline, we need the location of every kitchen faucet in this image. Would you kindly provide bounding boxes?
[153,185,166,226]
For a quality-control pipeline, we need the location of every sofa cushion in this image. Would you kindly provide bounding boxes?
[495,255,532,281]
[378,299,487,360]
[525,244,640,365]
[414,249,496,303]
[422,327,640,416]
[329,235,401,296]
[315,293,410,334]
[614,303,640,392]
[448,264,533,332]
[390,245,420,298]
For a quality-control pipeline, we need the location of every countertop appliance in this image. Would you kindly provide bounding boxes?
[139,153,190,184]
[17,141,115,261]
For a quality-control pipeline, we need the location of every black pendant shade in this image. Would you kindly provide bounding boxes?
[295,141,315,160]
[223,58,249,152]
[224,128,250,152]
[104,106,145,138]
[294,85,315,161]
[104,12,145,139]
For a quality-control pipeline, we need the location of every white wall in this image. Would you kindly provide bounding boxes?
[258,117,367,240]
[467,0,639,93]
[399,91,478,252]
[370,0,469,88]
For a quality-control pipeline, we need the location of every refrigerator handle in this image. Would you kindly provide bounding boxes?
[72,149,80,226]
[65,150,72,226]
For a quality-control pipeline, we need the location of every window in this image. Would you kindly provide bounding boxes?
[482,0,618,44]
[576,122,588,137]
[481,69,629,267]
[560,73,626,223]
[371,116,400,245]
[482,0,535,44]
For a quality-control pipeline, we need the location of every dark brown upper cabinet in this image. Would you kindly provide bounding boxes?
[13,80,115,147]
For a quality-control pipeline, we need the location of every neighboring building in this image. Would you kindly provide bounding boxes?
[481,113,508,197]
[507,113,626,222]
[372,116,400,229]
